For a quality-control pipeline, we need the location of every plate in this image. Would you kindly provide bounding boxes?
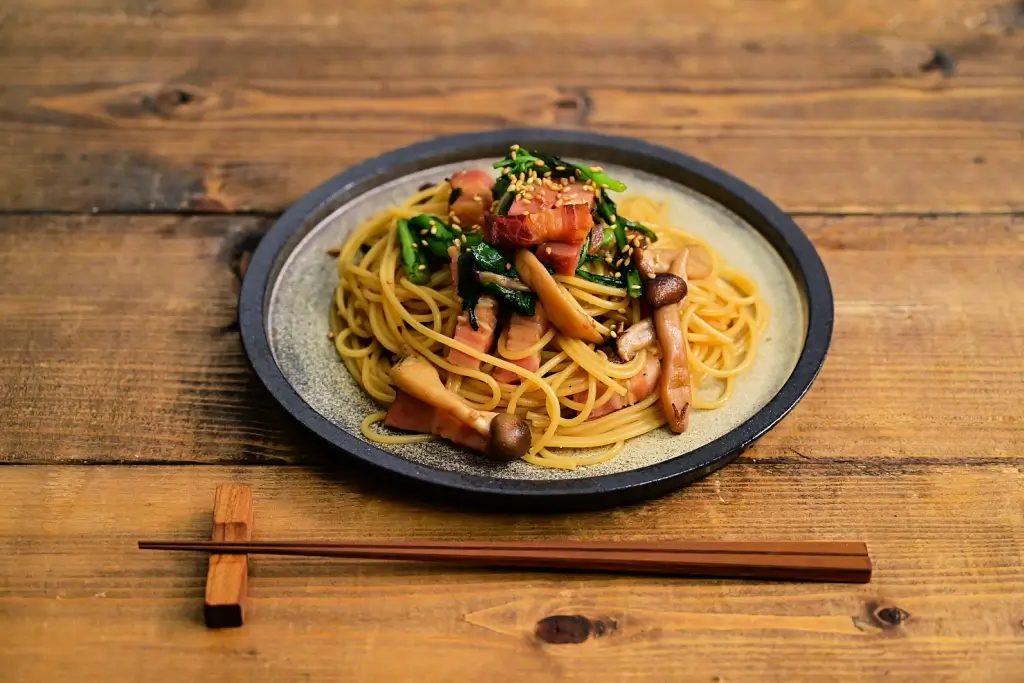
[238,128,833,511]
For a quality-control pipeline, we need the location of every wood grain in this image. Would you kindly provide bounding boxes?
[0,214,1020,467]
[204,483,253,628]
[1,1,1022,212]
[1,464,1022,682]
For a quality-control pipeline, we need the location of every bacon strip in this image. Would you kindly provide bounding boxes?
[446,295,499,370]
[448,170,494,230]
[572,354,662,419]
[493,303,549,384]
[487,204,593,249]
[485,180,596,248]
[536,241,584,276]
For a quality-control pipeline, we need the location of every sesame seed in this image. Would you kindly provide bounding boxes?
[555,165,565,171]
[590,166,604,172]
[545,247,552,255]
[418,264,427,271]
[511,144,520,150]
[473,195,482,201]
[534,159,544,166]
[523,210,531,216]
[327,247,341,256]
[419,229,428,235]
[502,167,510,175]
[452,239,460,246]
[604,256,613,264]
[511,151,517,160]
[615,258,623,266]
[614,271,622,277]
[430,227,437,235]
[609,214,617,222]
[421,240,428,246]
[327,331,335,339]
[461,234,468,243]
[647,272,656,280]
[610,330,618,338]
[505,263,511,271]
[543,171,552,178]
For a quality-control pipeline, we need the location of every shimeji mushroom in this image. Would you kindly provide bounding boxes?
[390,355,531,461]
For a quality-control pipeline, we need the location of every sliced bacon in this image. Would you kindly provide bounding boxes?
[572,354,662,419]
[536,241,584,276]
[384,390,435,433]
[493,303,549,384]
[487,204,593,249]
[485,180,596,249]
[385,390,488,452]
[446,295,499,370]
[448,170,494,231]
[508,180,595,215]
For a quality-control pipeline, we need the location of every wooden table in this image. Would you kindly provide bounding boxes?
[2,1,1022,680]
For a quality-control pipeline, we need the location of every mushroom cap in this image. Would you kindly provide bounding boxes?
[487,413,532,461]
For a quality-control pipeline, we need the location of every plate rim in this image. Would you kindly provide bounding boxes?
[238,127,833,510]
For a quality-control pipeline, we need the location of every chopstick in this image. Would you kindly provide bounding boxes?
[139,539,871,583]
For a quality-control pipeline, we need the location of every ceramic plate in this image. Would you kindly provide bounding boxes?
[238,128,833,510]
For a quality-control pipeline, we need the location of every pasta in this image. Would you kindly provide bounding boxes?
[327,147,767,470]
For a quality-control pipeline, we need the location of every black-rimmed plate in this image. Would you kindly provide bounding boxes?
[238,128,833,511]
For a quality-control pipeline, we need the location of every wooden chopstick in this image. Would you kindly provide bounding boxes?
[139,540,871,583]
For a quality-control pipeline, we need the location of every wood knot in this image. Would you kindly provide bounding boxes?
[919,47,956,77]
[553,88,592,125]
[874,605,910,627]
[147,84,216,119]
[534,614,617,645]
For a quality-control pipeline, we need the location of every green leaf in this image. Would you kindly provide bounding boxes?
[481,282,536,316]
[573,268,624,288]
[468,242,515,276]
[396,218,431,285]
[457,251,481,330]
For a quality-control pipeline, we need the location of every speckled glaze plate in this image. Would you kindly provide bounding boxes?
[238,128,833,511]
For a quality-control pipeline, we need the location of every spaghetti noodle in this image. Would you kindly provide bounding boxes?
[328,149,767,470]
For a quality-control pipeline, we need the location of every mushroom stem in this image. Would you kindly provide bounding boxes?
[390,355,493,436]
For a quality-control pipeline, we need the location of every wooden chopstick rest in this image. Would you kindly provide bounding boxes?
[203,484,253,629]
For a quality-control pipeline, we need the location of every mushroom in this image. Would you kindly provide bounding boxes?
[390,355,532,461]
[616,318,657,361]
[515,248,604,344]
[639,245,713,280]
[653,252,692,433]
[644,273,688,309]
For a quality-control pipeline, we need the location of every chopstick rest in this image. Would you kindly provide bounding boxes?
[203,484,253,629]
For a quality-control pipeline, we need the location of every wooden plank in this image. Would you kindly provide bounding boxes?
[1,464,1022,682]
[204,484,253,628]
[0,214,1021,466]
[1,2,1022,212]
